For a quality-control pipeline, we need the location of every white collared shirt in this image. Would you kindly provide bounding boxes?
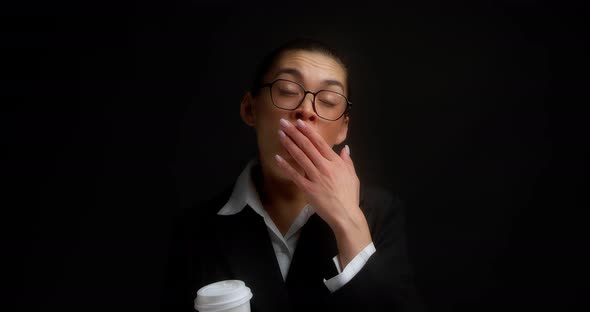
[217,159,376,293]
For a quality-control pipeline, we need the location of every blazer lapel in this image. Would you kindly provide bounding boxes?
[213,206,288,312]
[285,214,338,300]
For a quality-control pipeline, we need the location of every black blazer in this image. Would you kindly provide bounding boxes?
[161,184,424,312]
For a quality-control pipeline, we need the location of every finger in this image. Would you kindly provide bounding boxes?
[340,144,354,166]
[278,129,320,181]
[280,119,328,169]
[294,119,338,161]
[339,145,359,182]
[274,154,311,190]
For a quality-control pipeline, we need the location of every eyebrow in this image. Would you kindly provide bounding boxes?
[273,67,346,91]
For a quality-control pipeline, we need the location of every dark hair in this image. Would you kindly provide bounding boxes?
[250,38,351,100]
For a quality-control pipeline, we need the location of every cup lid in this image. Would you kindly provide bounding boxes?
[194,280,253,312]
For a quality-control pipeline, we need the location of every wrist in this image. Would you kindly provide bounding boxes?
[330,206,369,238]
[330,208,372,268]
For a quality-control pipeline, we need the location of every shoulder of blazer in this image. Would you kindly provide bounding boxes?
[359,183,405,237]
[172,183,236,240]
[360,183,401,213]
[199,183,236,217]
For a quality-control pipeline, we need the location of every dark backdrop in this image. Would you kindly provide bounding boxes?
[4,1,586,311]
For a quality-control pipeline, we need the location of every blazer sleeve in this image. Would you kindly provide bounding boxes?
[159,205,201,312]
[324,186,426,312]
[160,186,234,312]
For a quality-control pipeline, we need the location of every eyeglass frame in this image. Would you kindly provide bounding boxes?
[259,78,352,121]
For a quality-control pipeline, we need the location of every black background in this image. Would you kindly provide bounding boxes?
[3,1,587,311]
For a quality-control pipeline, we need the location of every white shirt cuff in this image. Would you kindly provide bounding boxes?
[323,242,376,293]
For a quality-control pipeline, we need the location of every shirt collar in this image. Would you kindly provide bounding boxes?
[217,158,266,217]
[217,158,316,240]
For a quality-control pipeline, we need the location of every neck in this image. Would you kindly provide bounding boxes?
[252,163,307,235]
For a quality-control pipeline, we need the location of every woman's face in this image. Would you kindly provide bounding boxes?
[241,49,350,182]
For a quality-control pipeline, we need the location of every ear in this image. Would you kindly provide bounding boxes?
[335,115,349,145]
[240,91,257,127]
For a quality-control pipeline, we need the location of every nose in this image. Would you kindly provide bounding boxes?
[292,93,317,122]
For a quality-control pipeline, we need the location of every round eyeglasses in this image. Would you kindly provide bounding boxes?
[260,79,352,121]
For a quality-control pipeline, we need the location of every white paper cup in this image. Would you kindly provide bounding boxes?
[194,280,253,312]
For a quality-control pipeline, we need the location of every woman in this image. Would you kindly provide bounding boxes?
[162,38,423,312]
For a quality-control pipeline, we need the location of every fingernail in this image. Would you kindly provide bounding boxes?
[278,129,286,139]
[296,119,306,128]
[279,118,290,128]
[275,154,284,162]
[345,145,350,156]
